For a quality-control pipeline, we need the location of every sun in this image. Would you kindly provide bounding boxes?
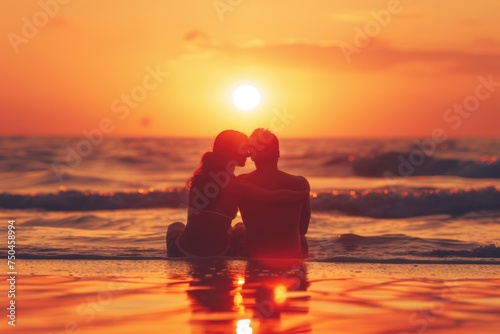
[232,85,261,111]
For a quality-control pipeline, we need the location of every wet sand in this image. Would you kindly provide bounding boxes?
[1,260,499,334]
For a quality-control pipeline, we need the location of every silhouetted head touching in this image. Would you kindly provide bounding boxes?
[213,130,249,167]
[249,128,280,165]
[187,130,249,191]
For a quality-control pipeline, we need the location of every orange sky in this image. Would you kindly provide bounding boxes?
[1,0,499,138]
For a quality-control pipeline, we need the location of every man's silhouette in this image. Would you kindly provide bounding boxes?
[237,129,311,258]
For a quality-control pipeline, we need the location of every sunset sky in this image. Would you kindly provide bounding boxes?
[1,0,499,138]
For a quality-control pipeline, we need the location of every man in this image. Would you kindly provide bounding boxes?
[236,128,311,259]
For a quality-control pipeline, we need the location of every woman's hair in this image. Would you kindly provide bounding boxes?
[186,130,248,208]
[186,151,224,190]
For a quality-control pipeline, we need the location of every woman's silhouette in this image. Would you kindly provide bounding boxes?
[166,130,308,257]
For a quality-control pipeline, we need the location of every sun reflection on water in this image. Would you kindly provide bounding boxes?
[236,319,253,334]
[273,285,287,304]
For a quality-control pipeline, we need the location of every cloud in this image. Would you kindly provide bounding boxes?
[329,11,423,23]
[140,117,151,127]
[46,17,68,28]
[179,30,500,75]
[457,18,481,26]
[472,37,500,50]
[395,12,424,19]
[329,12,369,23]
[183,29,219,50]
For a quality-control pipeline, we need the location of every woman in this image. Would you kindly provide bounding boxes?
[166,130,309,257]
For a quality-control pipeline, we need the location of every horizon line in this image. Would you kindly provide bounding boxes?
[1,134,499,140]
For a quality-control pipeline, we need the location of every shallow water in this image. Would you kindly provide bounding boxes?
[1,137,499,262]
[2,261,499,334]
[1,208,499,263]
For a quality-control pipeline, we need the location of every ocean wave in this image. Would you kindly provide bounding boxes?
[315,257,500,264]
[16,255,500,265]
[342,151,500,178]
[2,186,500,218]
[412,244,500,258]
[18,254,166,261]
[11,232,500,263]
[0,188,187,211]
[331,234,500,257]
[311,186,500,217]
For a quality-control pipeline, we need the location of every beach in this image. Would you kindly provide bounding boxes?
[1,137,499,333]
[0,260,498,334]
[3,0,500,332]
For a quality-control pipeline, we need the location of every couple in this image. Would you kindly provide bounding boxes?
[166,128,311,259]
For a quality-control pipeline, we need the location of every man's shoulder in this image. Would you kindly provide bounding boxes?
[278,171,310,190]
[237,171,256,181]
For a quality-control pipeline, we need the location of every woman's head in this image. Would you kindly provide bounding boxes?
[213,130,249,167]
[187,130,249,192]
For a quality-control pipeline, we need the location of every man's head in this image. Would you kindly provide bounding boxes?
[248,128,280,164]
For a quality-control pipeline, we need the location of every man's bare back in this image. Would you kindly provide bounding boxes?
[238,169,310,258]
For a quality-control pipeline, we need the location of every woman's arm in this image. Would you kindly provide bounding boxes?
[233,179,309,203]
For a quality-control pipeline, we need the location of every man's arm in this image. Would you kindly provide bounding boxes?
[298,176,311,235]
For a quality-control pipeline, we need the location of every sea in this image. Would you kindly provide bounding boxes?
[1,136,499,264]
